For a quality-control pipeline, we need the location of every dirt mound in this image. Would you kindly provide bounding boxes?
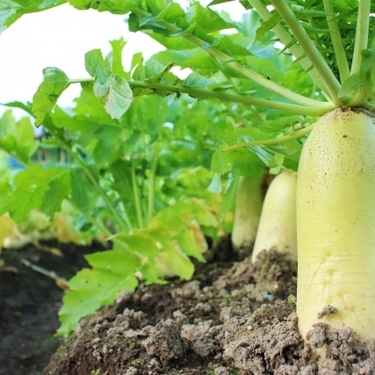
[42,240,375,375]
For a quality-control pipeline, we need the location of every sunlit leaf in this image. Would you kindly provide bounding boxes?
[85,49,111,97]
[32,67,70,126]
[184,72,215,88]
[105,76,133,119]
[0,165,70,221]
[0,111,39,164]
[57,249,140,336]
[338,73,361,99]
[0,0,65,34]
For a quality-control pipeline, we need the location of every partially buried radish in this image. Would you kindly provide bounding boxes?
[297,108,375,343]
[252,171,297,263]
[231,175,263,252]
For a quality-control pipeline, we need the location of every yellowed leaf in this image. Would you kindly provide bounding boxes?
[0,214,16,247]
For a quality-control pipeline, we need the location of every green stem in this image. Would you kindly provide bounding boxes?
[181,39,321,108]
[69,78,93,84]
[147,151,159,226]
[223,124,314,152]
[117,198,134,231]
[131,159,145,228]
[248,0,333,101]
[131,8,326,108]
[128,80,334,116]
[209,56,240,94]
[323,0,350,83]
[70,76,334,116]
[270,0,341,104]
[351,0,371,75]
[67,147,129,232]
[68,198,113,237]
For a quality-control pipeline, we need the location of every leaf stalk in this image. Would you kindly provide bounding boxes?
[69,77,334,116]
[270,0,341,104]
[128,80,334,116]
[131,8,327,108]
[323,0,350,83]
[223,123,314,152]
[131,159,145,228]
[247,0,333,101]
[351,0,371,75]
[68,148,130,233]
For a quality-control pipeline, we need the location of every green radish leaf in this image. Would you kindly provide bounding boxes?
[144,32,196,51]
[213,34,253,57]
[255,11,281,41]
[338,73,361,99]
[185,2,235,33]
[88,125,124,165]
[146,223,196,279]
[72,89,111,124]
[40,171,71,217]
[144,60,174,81]
[154,242,195,280]
[247,144,278,168]
[2,101,34,116]
[131,52,144,71]
[184,72,215,88]
[57,249,140,337]
[0,165,70,221]
[57,197,216,336]
[269,153,285,174]
[189,201,218,228]
[0,0,65,34]
[70,167,99,212]
[154,1,185,23]
[121,95,169,134]
[118,230,162,258]
[85,49,111,97]
[211,148,233,175]
[0,111,39,164]
[108,38,128,78]
[104,76,133,119]
[359,49,375,99]
[0,0,22,33]
[109,161,135,209]
[80,81,106,105]
[132,58,146,82]
[175,227,206,263]
[208,173,222,194]
[222,170,237,214]
[152,48,217,70]
[32,67,70,126]
[208,0,235,5]
[118,222,197,281]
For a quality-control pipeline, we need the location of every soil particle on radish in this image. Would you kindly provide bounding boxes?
[317,305,338,319]
[307,323,375,375]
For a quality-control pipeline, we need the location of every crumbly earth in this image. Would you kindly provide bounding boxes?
[0,241,107,375]
[41,238,375,375]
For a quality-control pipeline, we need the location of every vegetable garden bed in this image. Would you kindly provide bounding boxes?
[41,242,375,375]
[2,1,375,374]
[3,237,371,375]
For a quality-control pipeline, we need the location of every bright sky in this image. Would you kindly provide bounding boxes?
[0,1,244,114]
[0,4,162,107]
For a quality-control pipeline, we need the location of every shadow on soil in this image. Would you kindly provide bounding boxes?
[1,237,375,375]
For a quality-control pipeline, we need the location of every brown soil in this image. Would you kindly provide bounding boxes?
[41,237,375,375]
[0,241,108,375]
